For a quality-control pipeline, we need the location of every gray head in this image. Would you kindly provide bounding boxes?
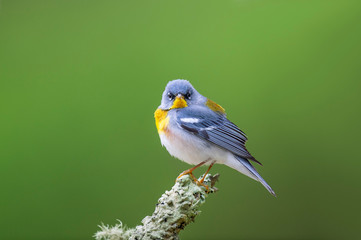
[159,79,206,110]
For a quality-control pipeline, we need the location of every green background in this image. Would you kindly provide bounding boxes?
[1,0,360,239]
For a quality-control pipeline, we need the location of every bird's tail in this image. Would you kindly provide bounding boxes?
[228,155,276,197]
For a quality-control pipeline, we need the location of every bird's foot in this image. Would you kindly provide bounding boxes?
[176,170,198,182]
[177,172,210,192]
[176,161,207,183]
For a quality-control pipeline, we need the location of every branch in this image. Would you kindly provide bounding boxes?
[94,174,220,240]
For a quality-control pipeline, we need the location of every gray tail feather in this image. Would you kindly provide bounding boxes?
[235,156,276,197]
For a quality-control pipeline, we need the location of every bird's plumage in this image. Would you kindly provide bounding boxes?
[175,105,262,165]
[155,79,275,196]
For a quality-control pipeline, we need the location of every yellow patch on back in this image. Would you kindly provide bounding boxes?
[206,99,226,114]
[154,108,169,133]
[171,96,188,109]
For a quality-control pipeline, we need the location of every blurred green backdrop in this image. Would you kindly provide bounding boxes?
[1,0,361,239]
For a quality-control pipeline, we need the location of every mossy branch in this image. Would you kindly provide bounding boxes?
[94,174,220,240]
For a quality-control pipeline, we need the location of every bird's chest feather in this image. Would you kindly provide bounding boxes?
[157,122,212,165]
[159,129,208,165]
[154,108,228,165]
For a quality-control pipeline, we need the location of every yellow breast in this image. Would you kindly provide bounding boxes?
[154,108,170,133]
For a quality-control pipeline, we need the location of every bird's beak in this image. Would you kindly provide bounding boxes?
[171,94,188,109]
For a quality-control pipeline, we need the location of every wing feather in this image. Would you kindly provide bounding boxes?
[176,107,262,165]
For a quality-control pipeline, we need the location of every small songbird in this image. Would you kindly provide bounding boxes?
[154,79,275,196]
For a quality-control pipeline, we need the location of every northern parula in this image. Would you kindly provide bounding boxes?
[154,79,275,196]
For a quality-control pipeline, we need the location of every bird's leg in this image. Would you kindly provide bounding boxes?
[177,161,207,181]
[199,161,215,183]
[195,162,215,192]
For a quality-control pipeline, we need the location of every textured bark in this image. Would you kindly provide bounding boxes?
[94,174,219,240]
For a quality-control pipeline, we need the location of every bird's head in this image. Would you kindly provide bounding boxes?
[159,80,206,110]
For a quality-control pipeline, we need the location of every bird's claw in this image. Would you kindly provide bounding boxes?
[176,172,210,192]
[176,171,198,183]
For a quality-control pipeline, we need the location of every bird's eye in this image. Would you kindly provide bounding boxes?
[167,92,175,100]
[185,92,191,100]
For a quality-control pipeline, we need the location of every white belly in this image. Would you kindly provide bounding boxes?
[159,127,229,166]
[158,126,259,183]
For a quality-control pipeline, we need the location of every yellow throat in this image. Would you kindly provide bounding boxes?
[154,96,188,133]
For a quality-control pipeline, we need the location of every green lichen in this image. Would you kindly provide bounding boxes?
[94,174,219,240]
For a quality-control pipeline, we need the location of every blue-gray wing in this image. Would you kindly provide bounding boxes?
[175,106,261,165]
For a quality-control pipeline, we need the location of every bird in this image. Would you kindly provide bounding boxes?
[154,79,276,196]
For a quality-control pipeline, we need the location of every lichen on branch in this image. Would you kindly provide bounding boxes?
[94,174,220,240]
